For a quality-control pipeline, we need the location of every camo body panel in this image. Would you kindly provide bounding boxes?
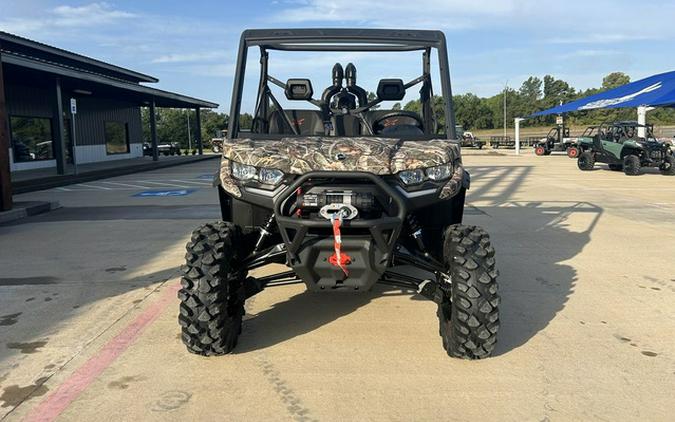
[221,137,458,174]
[218,136,463,199]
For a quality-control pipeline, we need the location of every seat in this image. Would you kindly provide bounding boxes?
[268,110,324,135]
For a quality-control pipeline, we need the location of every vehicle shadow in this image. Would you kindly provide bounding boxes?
[237,165,603,357]
[235,284,416,353]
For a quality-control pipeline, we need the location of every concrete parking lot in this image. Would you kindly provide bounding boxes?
[1,153,674,421]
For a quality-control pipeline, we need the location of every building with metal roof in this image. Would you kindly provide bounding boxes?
[0,31,218,210]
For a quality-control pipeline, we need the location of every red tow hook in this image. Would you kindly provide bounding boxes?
[328,210,352,276]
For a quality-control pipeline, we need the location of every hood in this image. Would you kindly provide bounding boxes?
[221,137,459,175]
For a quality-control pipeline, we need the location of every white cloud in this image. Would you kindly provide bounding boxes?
[273,0,513,28]
[152,51,231,64]
[0,2,136,34]
[271,0,675,47]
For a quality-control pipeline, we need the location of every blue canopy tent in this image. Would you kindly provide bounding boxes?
[531,70,675,116]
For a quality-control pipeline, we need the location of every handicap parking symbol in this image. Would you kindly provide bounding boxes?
[133,189,196,197]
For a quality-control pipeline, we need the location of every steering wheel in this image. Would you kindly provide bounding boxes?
[371,112,424,135]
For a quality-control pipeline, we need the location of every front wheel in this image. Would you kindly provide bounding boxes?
[660,155,675,175]
[438,225,499,359]
[623,155,642,176]
[577,151,595,171]
[178,221,246,356]
[567,146,580,158]
[534,146,546,156]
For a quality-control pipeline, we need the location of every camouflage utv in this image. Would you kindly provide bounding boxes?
[577,121,674,175]
[179,29,500,359]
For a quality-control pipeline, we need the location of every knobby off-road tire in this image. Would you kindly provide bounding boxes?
[438,225,500,359]
[178,221,246,356]
[535,146,546,156]
[660,155,675,175]
[567,147,580,158]
[623,154,642,176]
[577,152,595,171]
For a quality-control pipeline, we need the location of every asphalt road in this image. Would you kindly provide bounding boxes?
[1,153,674,421]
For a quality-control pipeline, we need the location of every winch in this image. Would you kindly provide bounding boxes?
[297,190,376,216]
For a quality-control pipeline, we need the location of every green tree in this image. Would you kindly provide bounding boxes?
[453,93,493,130]
[519,76,542,101]
[367,92,381,110]
[602,72,630,90]
[239,113,253,129]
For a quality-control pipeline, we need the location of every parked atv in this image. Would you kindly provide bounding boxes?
[210,130,226,153]
[178,29,500,360]
[577,121,674,175]
[534,125,579,157]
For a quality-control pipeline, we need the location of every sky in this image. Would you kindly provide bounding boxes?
[1,0,674,113]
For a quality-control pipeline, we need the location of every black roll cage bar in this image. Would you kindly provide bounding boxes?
[227,29,457,139]
[253,56,435,136]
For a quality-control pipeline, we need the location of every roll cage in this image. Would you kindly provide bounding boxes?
[596,121,654,142]
[226,29,457,139]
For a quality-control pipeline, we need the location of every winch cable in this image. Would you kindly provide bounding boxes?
[329,209,352,276]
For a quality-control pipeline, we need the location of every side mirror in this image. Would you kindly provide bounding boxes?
[285,79,314,100]
[376,79,405,101]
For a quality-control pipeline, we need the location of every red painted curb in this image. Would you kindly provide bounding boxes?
[23,283,180,422]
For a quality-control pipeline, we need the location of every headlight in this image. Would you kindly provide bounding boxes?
[398,163,453,185]
[259,168,284,185]
[231,161,257,180]
[231,161,284,186]
[426,163,453,181]
[398,169,426,185]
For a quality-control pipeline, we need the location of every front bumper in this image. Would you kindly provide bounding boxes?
[274,171,406,291]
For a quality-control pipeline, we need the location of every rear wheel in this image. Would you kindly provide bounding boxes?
[623,155,642,176]
[438,225,499,359]
[534,146,546,156]
[577,152,595,171]
[178,221,246,356]
[567,146,580,158]
[660,155,675,175]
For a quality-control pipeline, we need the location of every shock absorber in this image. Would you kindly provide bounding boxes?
[407,215,430,258]
[252,214,276,254]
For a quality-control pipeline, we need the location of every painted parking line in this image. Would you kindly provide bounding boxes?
[76,183,112,190]
[100,181,152,189]
[23,283,180,422]
[168,179,212,186]
[136,180,192,188]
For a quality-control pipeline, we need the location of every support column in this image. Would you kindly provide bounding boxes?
[0,47,12,211]
[150,99,158,161]
[53,78,67,174]
[636,106,654,138]
[195,107,203,155]
[514,118,525,155]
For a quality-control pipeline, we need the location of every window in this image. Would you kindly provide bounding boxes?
[105,121,130,154]
[10,116,54,162]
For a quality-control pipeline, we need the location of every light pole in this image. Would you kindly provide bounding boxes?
[503,80,508,137]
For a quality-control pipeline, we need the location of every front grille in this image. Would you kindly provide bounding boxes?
[650,150,662,160]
